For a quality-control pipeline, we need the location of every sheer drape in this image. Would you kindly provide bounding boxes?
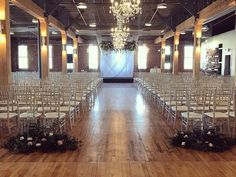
[100,51,134,78]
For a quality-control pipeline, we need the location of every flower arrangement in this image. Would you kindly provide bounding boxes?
[124,41,136,51]
[170,127,234,152]
[4,126,81,154]
[99,41,114,51]
[99,41,137,51]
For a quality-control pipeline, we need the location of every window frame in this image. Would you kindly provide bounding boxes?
[88,45,99,70]
[164,45,171,70]
[49,45,53,70]
[138,44,149,70]
[184,45,194,70]
[18,45,29,70]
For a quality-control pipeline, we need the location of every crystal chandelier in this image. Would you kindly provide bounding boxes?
[113,37,125,49]
[111,26,130,49]
[109,0,141,24]
[111,26,130,41]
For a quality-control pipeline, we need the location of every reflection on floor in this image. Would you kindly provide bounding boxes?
[1,83,236,177]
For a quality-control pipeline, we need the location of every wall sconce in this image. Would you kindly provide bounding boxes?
[0,20,3,34]
[195,37,201,47]
[174,44,179,52]
[0,20,6,43]
[62,44,66,51]
[161,48,165,55]
[41,36,47,46]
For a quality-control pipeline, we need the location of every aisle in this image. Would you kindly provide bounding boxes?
[74,83,173,162]
[1,83,236,177]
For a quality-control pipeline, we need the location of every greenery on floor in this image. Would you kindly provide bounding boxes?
[170,127,235,152]
[4,125,81,154]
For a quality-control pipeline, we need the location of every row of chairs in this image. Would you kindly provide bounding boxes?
[0,72,102,136]
[135,72,235,137]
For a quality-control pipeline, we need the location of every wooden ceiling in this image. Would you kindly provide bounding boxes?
[9,0,218,41]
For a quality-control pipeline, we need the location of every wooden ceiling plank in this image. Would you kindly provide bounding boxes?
[11,0,82,41]
[164,31,174,40]
[48,16,65,31]
[199,0,236,21]
[154,0,236,44]
[11,0,44,20]
[176,16,195,33]
[154,36,162,44]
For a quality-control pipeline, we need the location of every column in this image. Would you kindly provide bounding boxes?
[73,37,78,72]
[160,38,166,72]
[172,32,180,75]
[193,20,202,79]
[39,19,49,80]
[61,31,67,74]
[0,0,11,85]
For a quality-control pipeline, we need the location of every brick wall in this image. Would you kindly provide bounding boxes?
[10,37,194,73]
[78,43,89,71]
[11,37,62,72]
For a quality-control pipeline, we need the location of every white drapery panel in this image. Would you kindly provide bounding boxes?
[100,51,134,78]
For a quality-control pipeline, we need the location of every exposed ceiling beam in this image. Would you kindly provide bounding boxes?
[11,0,45,20]
[11,0,84,43]
[59,1,180,7]
[176,16,195,32]
[154,0,236,43]
[200,0,236,22]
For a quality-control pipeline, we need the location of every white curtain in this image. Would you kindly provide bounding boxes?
[100,51,134,78]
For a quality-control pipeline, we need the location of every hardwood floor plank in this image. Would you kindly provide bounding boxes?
[1,83,236,176]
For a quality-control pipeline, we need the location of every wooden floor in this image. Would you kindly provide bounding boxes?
[1,83,236,177]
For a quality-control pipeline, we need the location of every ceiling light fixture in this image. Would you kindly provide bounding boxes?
[111,26,130,49]
[77,2,87,9]
[145,23,152,27]
[202,25,209,32]
[89,23,96,27]
[32,19,38,23]
[10,31,14,35]
[109,0,141,24]
[180,31,186,35]
[157,3,167,9]
[52,31,58,35]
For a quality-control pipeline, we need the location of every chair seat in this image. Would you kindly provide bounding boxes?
[0,101,7,106]
[0,112,18,119]
[210,106,233,111]
[229,111,235,117]
[60,106,75,112]
[165,101,177,106]
[166,101,186,106]
[204,112,228,119]
[38,107,56,113]
[62,101,80,106]
[19,112,42,119]
[171,106,188,112]
[44,112,66,119]
[19,106,31,111]
[0,106,17,112]
[17,101,29,105]
[181,112,203,120]
[160,97,170,101]
[190,106,209,111]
